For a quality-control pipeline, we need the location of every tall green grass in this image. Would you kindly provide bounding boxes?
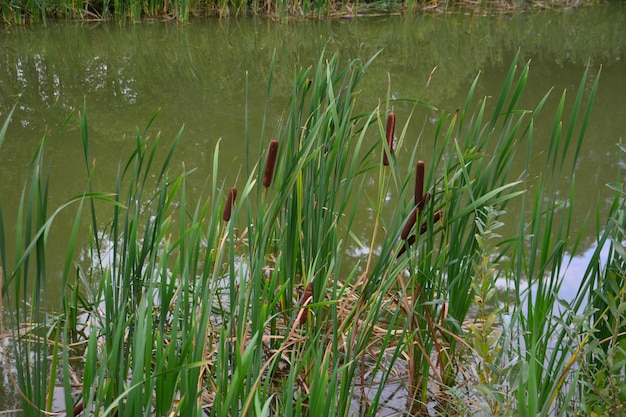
[0,0,605,24]
[1,50,620,417]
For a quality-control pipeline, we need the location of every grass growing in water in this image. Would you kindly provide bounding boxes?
[0,50,622,417]
[0,0,606,24]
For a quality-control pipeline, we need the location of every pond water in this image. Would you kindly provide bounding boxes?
[0,6,625,411]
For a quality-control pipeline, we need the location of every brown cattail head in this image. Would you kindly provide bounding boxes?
[72,401,84,416]
[302,281,313,304]
[401,193,432,241]
[383,111,396,166]
[298,281,314,326]
[263,140,279,188]
[401,208,417,240]
[420,210,442,234]
[397,234,417,258]
[222,187,237,221]
[415,160,425,206]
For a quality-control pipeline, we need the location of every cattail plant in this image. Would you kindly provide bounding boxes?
[414,160,424,206]
[420,210,442,234]
[298,281,314,326]
[398,208,441,257]
[223,187,237,221]
[263,139,279,187]
[401,211,417,241]
[382,111,396,166]
[401,160,429,240]
[396,234,416,258]
[401,193,431,240]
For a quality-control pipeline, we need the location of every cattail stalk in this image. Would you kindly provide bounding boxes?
[415,160,424,206]
[383,111,396,166]
[263,140,279,187]
[222,187,237,221]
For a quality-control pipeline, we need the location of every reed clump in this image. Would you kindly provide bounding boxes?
[0,0,605,24]
[0,50,619,417]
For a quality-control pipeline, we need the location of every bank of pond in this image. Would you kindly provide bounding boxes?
[1,0,606,24]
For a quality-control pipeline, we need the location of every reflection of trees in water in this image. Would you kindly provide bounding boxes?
[2,8,624,113]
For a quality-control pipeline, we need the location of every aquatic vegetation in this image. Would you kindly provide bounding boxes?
[223,187,237,221]
[382,111,396,166]
[262,140,279,188]
[0,0,605,24]
[0,50,621,417]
